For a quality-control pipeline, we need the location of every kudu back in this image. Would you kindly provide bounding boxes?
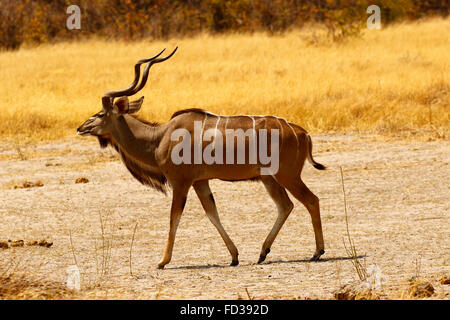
[77,48,326,269]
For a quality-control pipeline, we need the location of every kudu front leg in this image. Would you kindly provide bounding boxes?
[158,185,190,269]
[193,180,239,266]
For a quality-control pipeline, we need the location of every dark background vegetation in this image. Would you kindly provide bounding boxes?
[1,0,448,50]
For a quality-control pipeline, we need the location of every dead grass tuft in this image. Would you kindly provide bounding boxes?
[0,260,75,300]
[9,240,24,247]
[334,281,381,300]
[13,180,43,189]
[75,177,89,184]
[407,280,435,298]
[340,166,367,281]
[0,276,75,300]
[439,276,450,285]
[27,240,53,248]
[68,210,116,290]
[0,239,53,249]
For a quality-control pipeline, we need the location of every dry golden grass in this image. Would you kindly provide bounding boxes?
[0,259,75,300]
[0,17,448,141]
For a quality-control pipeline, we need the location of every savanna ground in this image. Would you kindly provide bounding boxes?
[0,18,449,299]
[0,135,449,299]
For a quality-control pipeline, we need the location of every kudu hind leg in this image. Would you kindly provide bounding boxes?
[282,179,325,261]
[193,181,239,266]
[158,185,190,269]
[258,176,294,264]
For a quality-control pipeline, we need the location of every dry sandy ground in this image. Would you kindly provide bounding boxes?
[0,134,448,299]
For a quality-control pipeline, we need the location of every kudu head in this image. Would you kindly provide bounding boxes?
[77,47,178,147]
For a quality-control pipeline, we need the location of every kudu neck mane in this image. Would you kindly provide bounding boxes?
[130,114,160,127]
[97,109,213,193]
[98,114,167,194]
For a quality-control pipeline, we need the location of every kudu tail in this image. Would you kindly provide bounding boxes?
[306,134,326,170]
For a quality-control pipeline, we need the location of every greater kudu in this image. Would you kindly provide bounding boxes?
[77,48,326,269]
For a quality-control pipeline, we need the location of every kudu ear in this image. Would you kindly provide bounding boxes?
[113,96,144,114]
[113,96,130,114]
[128,96,144,114]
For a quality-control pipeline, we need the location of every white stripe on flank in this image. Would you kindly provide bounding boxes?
[214,116,221,132]
[219,114,299,152]
[275,117,284,150]
[249,116,256,131]
[211,116,221,149]
[280,117,299,147]
[275,116,298,161]
[197,113,207,158]
[201,113,208,137]
[204,111,219,117]
[227,114,265,118]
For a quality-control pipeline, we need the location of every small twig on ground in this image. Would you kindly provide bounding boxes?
[340,166,367,281]
[129,222,138,278]
[245,287,253,300]
[69,230,79,268]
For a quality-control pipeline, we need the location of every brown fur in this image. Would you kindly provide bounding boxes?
[130,114,160,127]
[117,144,168,194]
[98,136,168,194]
[170,108,209,119]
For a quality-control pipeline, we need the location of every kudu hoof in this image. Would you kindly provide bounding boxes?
[257,248,270,264]
[310,249,325,262]
[230,260,239,266]
[257,255,266,264]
